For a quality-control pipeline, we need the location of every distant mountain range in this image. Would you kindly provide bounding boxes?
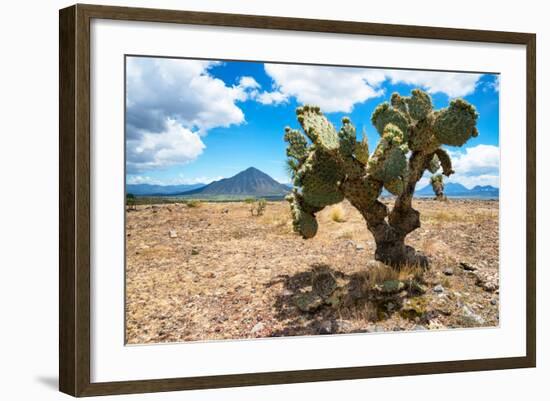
[415,182,499,198]
[126,183,205,196]
[127,167,498,199]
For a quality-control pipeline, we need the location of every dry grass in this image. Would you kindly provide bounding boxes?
[364,262,424,287]
[329,204,346,223]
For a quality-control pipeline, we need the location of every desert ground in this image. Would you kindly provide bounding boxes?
[125,198,499,344]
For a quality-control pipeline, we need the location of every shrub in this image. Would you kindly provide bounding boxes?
[329,204,346,222]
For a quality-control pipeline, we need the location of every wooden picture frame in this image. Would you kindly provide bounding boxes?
[59,3,536,397]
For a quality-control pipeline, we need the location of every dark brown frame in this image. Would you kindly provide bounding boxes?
[59,3,536,397]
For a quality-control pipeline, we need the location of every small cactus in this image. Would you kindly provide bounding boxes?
[430,174,447,201]
[250,198,267,216]
[284,89,478,268]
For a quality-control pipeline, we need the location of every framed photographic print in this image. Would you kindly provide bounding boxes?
[59,4,536,397]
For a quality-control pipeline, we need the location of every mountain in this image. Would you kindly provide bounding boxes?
[176,167,290,197]
[415,182,498,197]
[127,183,205,196]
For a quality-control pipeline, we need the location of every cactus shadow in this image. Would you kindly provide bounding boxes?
[265,263,405,337]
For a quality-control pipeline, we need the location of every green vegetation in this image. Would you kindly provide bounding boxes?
[250,198,267,216]
[126,193,137,210]
[430,174,447,201]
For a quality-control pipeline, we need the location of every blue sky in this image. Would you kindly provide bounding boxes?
[126,56,499,189]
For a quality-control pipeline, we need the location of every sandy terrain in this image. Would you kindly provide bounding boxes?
[125,199,499,344]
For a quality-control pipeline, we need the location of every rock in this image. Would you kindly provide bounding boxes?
[168,230,178,238]
[355,243,365,251]
[459,262,477,271]
[318,320,333,334]
[294,292,323,312]
[443,267,454,276]
[433,284,444,293]
[490,299,498,306]
[250,322,265,334]
[413,325,427,331]
[461,305,485,326]
[374,325,385,333]
[407,280,427,295]
[401,298,428,320]
[222,208,229,214]
[381,280,405,294]
[335,319,353,333]
[191,247,199,255]
[474,271,499,292]
[282,289,293,297]
[312,268,338,298]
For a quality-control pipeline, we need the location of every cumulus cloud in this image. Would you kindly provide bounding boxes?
[126,57,253,173]
[262,64,386,113]
[385,70,482,98]
[126,119,205,173]
[438,144,499,188]
[258,64,485,113]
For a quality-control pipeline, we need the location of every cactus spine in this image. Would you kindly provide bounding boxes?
[284,89,479,268]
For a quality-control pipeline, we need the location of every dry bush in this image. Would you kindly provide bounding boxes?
[364,261,425,288]
[329,204,346,223]
[185,200,202,208]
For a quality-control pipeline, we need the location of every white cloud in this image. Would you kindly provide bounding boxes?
[258,65,486,113]
[419,144,500,189]
[385,70,482,98]
[262,64,386,113]
[126,57,256,173]
[256,90,289,105]
[238,76,260,89]
[448,173,499,189]
[127,119,205,173]
[448,144,500,176]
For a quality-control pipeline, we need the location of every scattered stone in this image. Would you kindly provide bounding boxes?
[407,281,427,295]
[443,267,454,276]
[433,284,444,293]
[191,247,199,255]
[374,325,385,333]
[413,325,427,331]
[381,280,405,294]
[459,261,477,271]
[460,305,485,326]
[355,243,365,251]
[282,289,293,297]
[334,320,353,333]
[294,292,324,313]
[318,320,333,334]
[474,271,499,292]
[401,298,427,320]
[168,230,178,238]
[250,322,265,334]
[222,208,229,214]
[490,299,498,306]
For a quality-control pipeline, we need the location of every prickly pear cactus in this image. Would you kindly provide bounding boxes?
[430,174,446,201]
[284,89,479,268]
